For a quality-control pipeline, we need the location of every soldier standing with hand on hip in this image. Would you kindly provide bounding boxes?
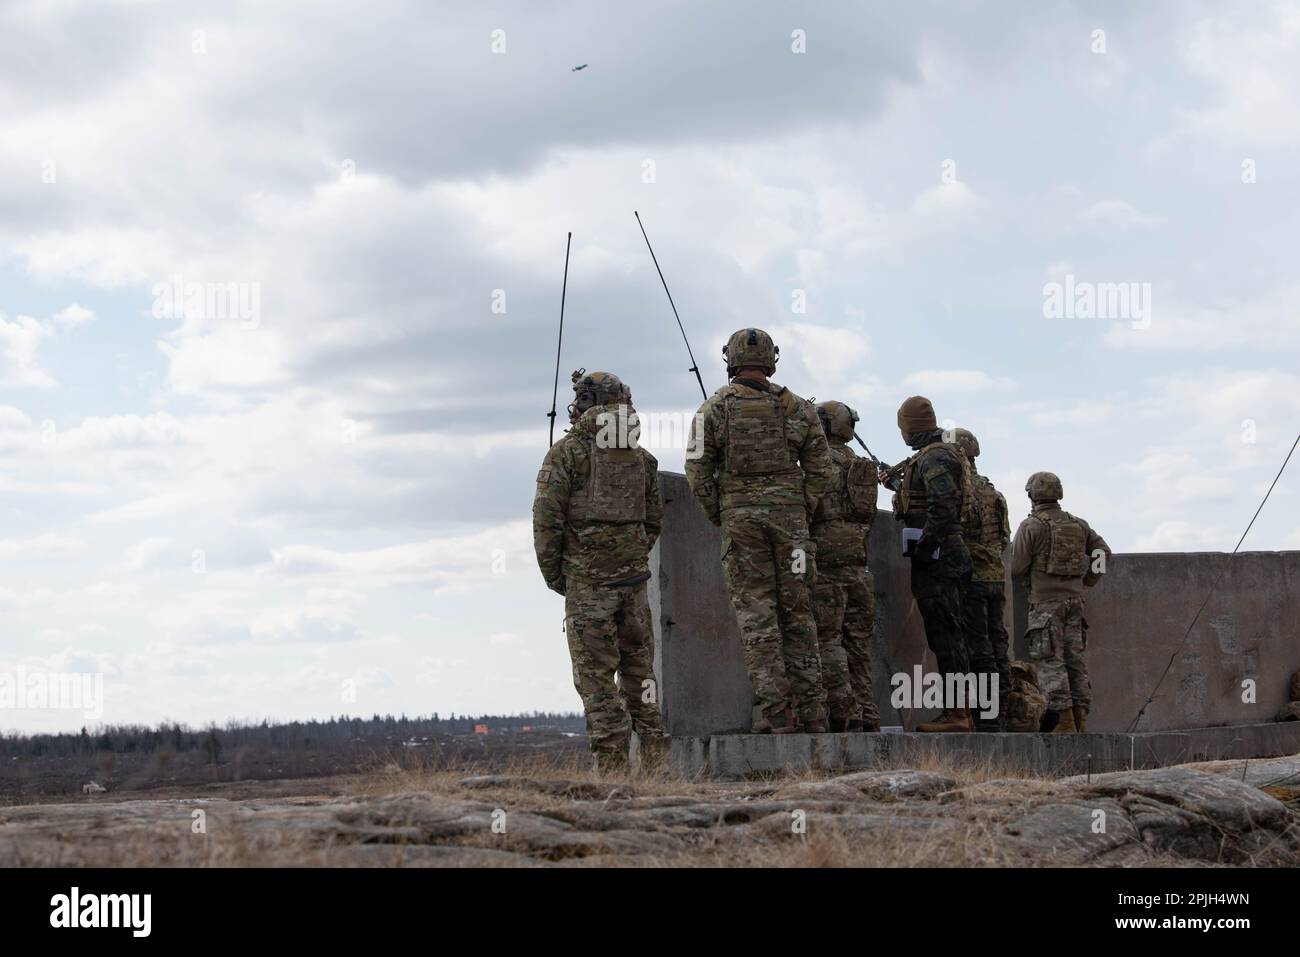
[1010,472,1111,733]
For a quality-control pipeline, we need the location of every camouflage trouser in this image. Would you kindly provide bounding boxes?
[814,564,879,725]
[963,580,1010,725]
[1024,597,1089,713]
[812,565,854,723]
[565,580,666,755]
[910,562,970,680]
[721,505,826,724]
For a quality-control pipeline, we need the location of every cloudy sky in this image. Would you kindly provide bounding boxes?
[2,0,1298,733]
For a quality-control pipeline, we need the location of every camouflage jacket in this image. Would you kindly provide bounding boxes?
[532,403,662,592]
[810,439,873,567]
[962,469,1011,583]
[685,378,834,523]
[1010,503,1111,603]
[892,428,971,579]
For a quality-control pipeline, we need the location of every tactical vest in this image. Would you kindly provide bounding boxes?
[1031,511,1088,578]
[567,427,647,524]
[894,441,973,523]
[814,448,878,525]
[721,386,800,478]
[963,475,1005,547]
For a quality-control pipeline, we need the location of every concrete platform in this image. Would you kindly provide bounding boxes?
[669,721,1300,779]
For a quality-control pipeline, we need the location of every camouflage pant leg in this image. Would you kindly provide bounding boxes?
[841,566,879,725]
[1025,597,1087,713]
[721,509,790,720]
[964,580,1010,715]
[721,507,825,723]
[812,567,854,722]
[614,583,666,741]
[1065,601,1090,713]
[769,508,826,723]
[565,582,633,754]
[910,562,970,678]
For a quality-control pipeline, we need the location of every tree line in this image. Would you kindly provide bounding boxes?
[0,711,586,758]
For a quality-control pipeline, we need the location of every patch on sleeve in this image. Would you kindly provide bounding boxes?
[536,468,552,484]
[924,466,956,496]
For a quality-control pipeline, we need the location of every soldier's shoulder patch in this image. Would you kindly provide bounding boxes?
[536,468,554,484]
[924,465,957,495]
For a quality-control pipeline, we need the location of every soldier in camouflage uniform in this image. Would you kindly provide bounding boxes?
[881,396,975,733]
[811,401,881,732]
[685,329,836,733]
[1009,472,1111,733]
[533,371,668,772]
[953,428,1011,732]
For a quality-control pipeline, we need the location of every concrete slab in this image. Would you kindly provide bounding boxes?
[669,721,1300,779]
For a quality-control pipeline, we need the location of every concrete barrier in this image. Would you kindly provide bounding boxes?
[669,723,1300,779]
[652,471,1300,736]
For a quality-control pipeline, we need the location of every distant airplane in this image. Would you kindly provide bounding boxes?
[571,64,588,72]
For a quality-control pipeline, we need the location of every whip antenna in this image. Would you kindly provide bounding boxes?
[547,232,573,445]
[634,211,707,400]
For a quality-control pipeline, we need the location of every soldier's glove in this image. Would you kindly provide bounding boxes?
[910,537,939,564]
[546,576,566,596]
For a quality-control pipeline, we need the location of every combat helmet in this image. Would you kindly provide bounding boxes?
[816,400,859,442]
[952,427,980,460]
[1025,471,1063,502]
[723,328,779,377]
[568,369,630,423]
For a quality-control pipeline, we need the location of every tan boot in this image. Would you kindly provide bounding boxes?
[1052,708,1077,733]
[917,708,974,732]
[1072,706,1088,732]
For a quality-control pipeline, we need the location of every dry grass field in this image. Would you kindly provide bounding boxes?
[1,749,1296,867]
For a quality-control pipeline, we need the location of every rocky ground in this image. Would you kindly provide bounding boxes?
[1,752,1296,867]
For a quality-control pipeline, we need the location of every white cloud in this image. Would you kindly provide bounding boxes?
[901,370,1014,393]
[1078,199,1161,229]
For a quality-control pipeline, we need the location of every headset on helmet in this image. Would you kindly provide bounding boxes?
[567,369,630,423]
[815,400,859,441]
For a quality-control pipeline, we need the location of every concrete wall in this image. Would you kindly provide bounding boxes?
[652,471,1300,735]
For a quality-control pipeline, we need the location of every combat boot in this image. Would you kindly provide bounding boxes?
[1072,706,1088,732]
[1051,708,1077,733]
[637,734,671,774]
[752,707,797,734]
[845,717,864,732]
[828,714,853,733]
[800,718,828,733]
[917,709,974,733]
[593,749,629,775]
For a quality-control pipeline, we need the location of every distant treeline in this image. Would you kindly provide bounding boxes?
[1,711,586,759]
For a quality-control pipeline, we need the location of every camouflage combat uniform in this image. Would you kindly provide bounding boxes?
[892,429,974,682]
[810,406,881,730]
[1009,473,1111,730]
[686,364,835,728]
[954,430,1011,731]
[533,400,667,763]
